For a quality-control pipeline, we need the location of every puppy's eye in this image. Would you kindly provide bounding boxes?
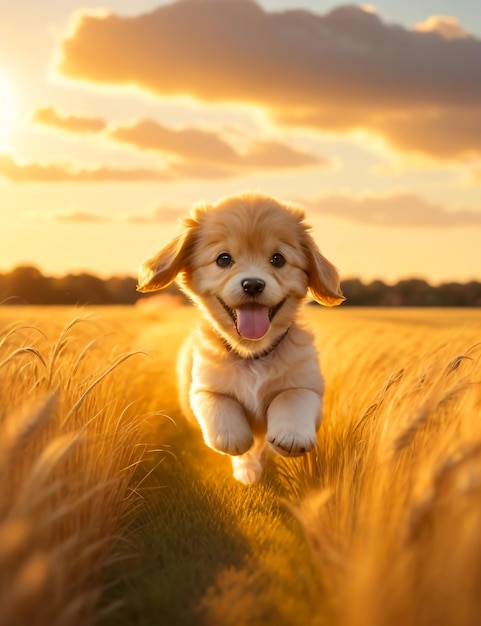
[270,252,286,268]
[216,253,233,268]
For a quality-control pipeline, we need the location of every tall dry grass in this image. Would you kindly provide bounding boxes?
[280,309,481,626]
[0,310,150,626]
[2,305,480,626]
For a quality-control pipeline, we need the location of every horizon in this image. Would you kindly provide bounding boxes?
[2,261,481,291]
[1,0,480,284]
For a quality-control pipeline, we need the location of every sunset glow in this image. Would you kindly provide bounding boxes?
[0,1,480,284]
[0,74,16,146]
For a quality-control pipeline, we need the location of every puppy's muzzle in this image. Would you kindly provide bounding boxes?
[242,278,265,296]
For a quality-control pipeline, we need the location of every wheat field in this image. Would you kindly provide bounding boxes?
[0,304,480,626]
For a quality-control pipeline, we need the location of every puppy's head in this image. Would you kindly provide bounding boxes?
[138,192,344,354]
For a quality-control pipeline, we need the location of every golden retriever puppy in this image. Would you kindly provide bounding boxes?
[137,192,344,484]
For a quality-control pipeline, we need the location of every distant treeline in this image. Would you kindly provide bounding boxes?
[341,278,481,307]
[0,266,144,305]
[1,265,481,306]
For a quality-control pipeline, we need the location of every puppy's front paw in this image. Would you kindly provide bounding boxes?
[205,426,254,457]
[266,425,317,457]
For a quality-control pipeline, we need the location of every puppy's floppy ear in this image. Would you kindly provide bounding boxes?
[137,219,196,292]
[303,232,345,307]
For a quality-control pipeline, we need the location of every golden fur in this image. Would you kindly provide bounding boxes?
[138,192,344,484]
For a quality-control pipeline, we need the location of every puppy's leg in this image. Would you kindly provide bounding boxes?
[191,390,254,456]
[266,389,322,457]
[231,437,267,485]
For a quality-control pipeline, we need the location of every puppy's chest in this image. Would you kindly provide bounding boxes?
[231,360,273,415]
[193,352,294,419]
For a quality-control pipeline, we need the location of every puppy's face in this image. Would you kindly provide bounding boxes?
[186,198,310,344]
[137,193,344,354]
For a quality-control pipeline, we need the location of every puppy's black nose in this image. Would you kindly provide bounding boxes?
[242,278,265,295]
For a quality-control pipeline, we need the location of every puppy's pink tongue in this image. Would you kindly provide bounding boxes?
[236,304,270,340]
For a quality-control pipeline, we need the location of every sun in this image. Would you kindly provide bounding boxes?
[0,73,17,146]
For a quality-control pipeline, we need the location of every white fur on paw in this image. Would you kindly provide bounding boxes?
[266,426,317,457]
[205,427,253,456]
[232,458,263,485]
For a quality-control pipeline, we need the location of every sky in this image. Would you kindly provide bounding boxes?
[1,0,480,284]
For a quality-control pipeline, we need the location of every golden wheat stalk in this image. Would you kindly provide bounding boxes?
[0,313,149,626]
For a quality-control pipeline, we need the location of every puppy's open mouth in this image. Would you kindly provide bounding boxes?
[216,297,286,340]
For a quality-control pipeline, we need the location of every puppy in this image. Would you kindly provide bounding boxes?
[137,192,344,484]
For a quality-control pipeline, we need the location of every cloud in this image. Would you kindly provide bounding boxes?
[306,193,481,228]
[28,210,109,223]
[109,119,322,169]
[1,111,324,183]
[1,151,290,183]
[0,152,281,183]
[371,108,481,160]
[32,106,106,133]
[414,15,468,40]
[57,2,481,160]
[0,153,174,182]
[26,105,324,174]
[52,210,107,222]
[51,206,187,224]
[30,207,183,224]
[110,120,240,162]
